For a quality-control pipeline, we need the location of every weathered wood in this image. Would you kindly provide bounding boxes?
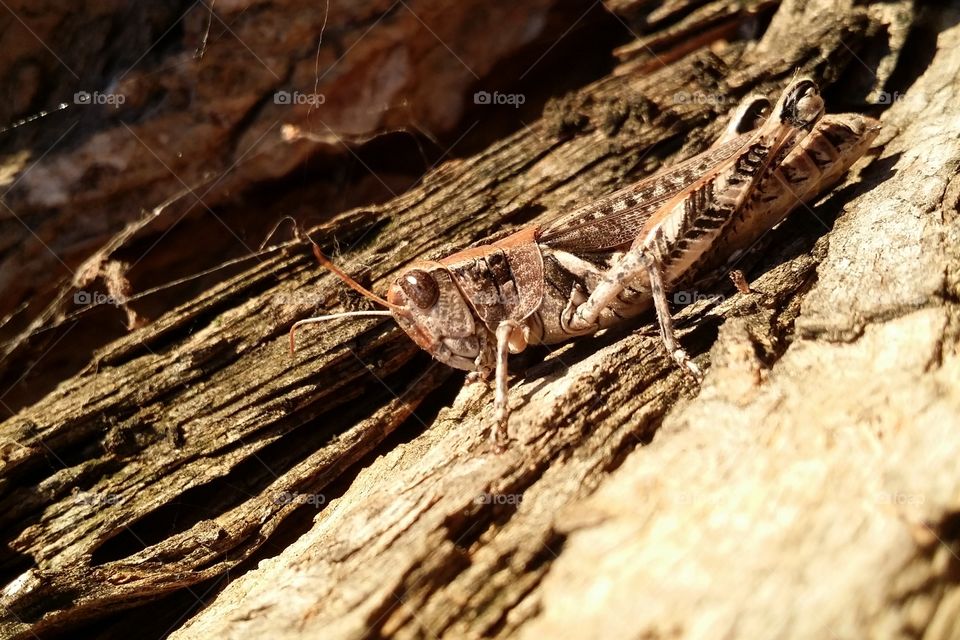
[0,0,586,412]
[2,0,959,638]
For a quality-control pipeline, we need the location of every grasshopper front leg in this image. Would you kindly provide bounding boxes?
[492,320,524,451]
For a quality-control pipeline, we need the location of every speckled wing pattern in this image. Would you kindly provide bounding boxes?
[537,135,754,253]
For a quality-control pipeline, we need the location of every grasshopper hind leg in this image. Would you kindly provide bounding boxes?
[562,247,702,382]
[714,94,771,146]
[641,252,703,381]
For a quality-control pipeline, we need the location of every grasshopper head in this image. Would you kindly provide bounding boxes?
[778,78,825,130]
[292,244,481,371]
[387,264,481,371]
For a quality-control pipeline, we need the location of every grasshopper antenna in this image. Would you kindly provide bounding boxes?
[289,226,403,353]
[307,241,400,311]
[289,310,393,354]
[259,215,300,251]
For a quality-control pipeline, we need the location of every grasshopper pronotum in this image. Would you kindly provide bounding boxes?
[292,78,880,450]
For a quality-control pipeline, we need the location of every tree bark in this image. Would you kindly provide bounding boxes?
[2,0,959,638]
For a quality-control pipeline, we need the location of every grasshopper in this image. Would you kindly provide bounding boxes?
[292,78,879,450]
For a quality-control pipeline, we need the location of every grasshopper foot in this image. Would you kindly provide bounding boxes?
[489,418,510,454]
[466,368,492,386]
[672,349,703,382]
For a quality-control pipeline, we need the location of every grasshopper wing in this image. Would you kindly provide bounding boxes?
[538,134,752,253]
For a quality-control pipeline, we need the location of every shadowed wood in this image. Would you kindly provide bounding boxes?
[2,0,959,638]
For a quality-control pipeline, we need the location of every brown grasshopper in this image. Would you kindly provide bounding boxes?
[292,78,879,450]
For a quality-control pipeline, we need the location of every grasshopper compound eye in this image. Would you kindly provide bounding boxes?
[400,269,439,309]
